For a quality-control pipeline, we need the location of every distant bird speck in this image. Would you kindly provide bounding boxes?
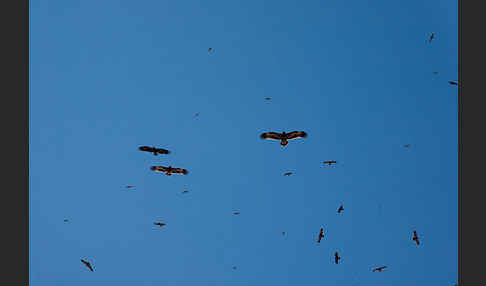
[403,144,410,148]
[232,266,237,270]
[337,205,344,214]
[151,166,188,176]
[208,48,212,52]
[373,266,387,272]
[182,190,189,194]
[449,81,458,86]
[233,211,240,215]
[282,231,286,236]
[260,131,307,146]
[63,219,69,222]
[139,146,170,156]
[433,72,439,75]
[81,259,94,272]
[317,228,324,243]
[264,97,271,101]
[194,112,200,117]
[413,230,420,245]
[334,252,341,264]
[154,222,166,227]
[428,33,435,43]
[284,172,293,176]
[323,160,337,166]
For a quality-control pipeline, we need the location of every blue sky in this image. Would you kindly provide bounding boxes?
[30,0,457,285]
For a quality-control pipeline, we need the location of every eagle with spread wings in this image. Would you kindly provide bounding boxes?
[260,131,307,146]
[81,259,94,272]
[139,146,170,156]
[151,166,188,176]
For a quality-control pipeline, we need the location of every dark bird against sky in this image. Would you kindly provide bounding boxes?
[154,222,166,227]
[284,172,293,176]
[317,228,324,243]
[334,252,341,264]
[233,211,240,215]
[323,160,337,166]
[260,131,307,146]
[373,266,387,272]
[337,205,344,214]
[81,259,94,272]
[448,81,458,86]
[139,146,170,156]
[413,230,420,245]
[151,166,188,176]
[428,33,435,43]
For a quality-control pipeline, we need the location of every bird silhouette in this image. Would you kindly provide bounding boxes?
[337,205,344,214]
[233,211,240,215]
[284,172,293,176]
[154,222,166,227]
[428,33,435,43]
[334,252,341,264]
[81,259,94,272]
[317,228,324,243]
[373,266,387,272]
[413,231,420,245]
[323,160,337,166]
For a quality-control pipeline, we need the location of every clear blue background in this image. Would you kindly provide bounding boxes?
[30,0,458,285]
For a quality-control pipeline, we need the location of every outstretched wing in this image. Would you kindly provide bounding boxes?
[151,166,168,173]
[155,148,170,154]
[172,168,188,175]
[286,131,307,140]
[260,132,283,140]
[139,146,155,152]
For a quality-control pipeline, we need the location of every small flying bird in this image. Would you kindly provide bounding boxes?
[433,72,439,75]
[317,228,324,243]
[449,81,458,86]
[284,172,293,176]
[208,48,212,52]
[337,205,344,214]
[282,231,286,236]
[182,190,189,194]
[139,146,170,156]
[428,33,435,43]
[63,219,69,222]
[260,131,307,146]
[232,266,237,270]
[412,231,420,245]
[154,222,166,227]
[323,160,337,166]
[81,259,94,272]
[403,144,410,148]
[233,211,240,215]
[151,166,188,176]
[194,112,200,117]
[126,185,135,189]
[264,97,271,101]
[373,266,387,272]
[334,252,341,264]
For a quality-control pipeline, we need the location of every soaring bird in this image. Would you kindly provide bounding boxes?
[449,81,458,86]
[232,266,237,270]
[260,131,307,146]
[126,185,135,189]
[63,219,69,222]
[182,190,189,194]
[334,252,341,264]
[154,222,166,227]
[428,33,435,43]
[412,231,420,245]
[323,160,337,166]
[284,172,293,176]
[151,166,188,176]
[317,228,324,243]
[233,211,240,215]
[373,266,387,272]
[433,71,439,75]
[139,146,170,156]
[264,97,272,101]
[337,205,344,214]
[208,48,212,52]
[81,259,94,272]
[282,231,286,236]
